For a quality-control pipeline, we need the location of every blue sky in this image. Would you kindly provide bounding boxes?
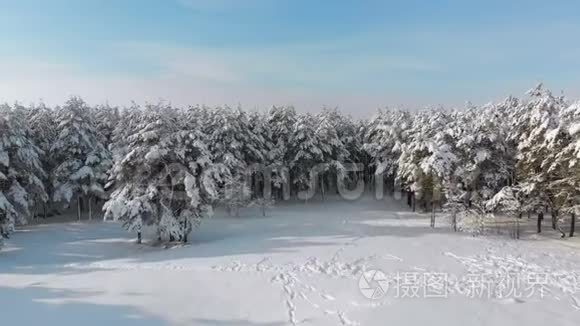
[1,0,579,115]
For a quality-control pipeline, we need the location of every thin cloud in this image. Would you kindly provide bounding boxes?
[0,57,418,117]
[116,40,442,91]
[117,42,241,83]
[175,0,271,12]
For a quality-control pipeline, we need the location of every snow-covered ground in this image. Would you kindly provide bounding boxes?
[1,197,580,325]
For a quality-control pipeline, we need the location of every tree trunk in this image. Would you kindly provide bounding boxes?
[554,210,565,238]
[156,201,163,242]
[570,213,576,238]
[430,204,435,228]
[537,212,543,233]
[452,210,457,232]
[43,203,47,219]
[77,194,82,221]
[412,192,416,212]
[137,232,142,244]
[320,175,325,201]
[183,222,188,243]
[88,196,93,221]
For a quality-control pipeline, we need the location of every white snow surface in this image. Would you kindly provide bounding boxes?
[1,197,580,325]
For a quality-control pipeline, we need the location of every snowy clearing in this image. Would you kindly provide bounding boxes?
[1,197,580,326]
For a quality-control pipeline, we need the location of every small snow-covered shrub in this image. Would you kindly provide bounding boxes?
[457,211,495,236]
[249,197,275,217]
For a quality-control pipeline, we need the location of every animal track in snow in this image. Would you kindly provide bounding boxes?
[444,249,580,309]
[213,251,380,326]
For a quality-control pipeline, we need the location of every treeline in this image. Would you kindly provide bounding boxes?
[0,84,578,246]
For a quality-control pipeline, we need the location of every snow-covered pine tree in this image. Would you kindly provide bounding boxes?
[314,108,350,199]
[109,104,142,171]
[51,97,112,220]
[397,110,456,211]
[237,108,268,201]
[243,109,268,166]
[92,103,120,149]
[453,103,514,203]
[363,109,411,194]
[267,106,297,198]
[203,107,259,215]
[104,103,218,243]
[330,110,366,194]
[104,103,144,200]
[0,104,48,245]
[27,102,57,153]
[335,111,365,172]
[27,102,58,218]
[513,84,566,230]
[247,110,275,198]
[288,113,325,199]
[542,100,580,237]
